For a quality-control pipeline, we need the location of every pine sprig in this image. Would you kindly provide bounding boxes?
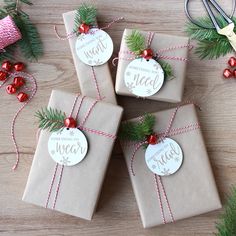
[215,187,236,236]
[185,16,236,59]
[35,108,66,132]
[74,4,97,32]
[0,44,16,62]
[14,14,43,61]
[126,30,146,55]
[159,60,173,80]
[119,114,155,142]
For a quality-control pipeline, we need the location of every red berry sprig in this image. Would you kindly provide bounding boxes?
[0,61,28,102]
[223,57,236,79]
[141,48,154,60]
[64,117,77,128]
[78,23,90,34]
[146,133,158,145]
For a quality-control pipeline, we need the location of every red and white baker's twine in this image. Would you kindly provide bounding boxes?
[112,32,193,66]
[0,71,37,170]
[45,95,117,209]
[125,102,201,224]
[0,16,22,51]
[91,66,102,100]
[54,17,124,40]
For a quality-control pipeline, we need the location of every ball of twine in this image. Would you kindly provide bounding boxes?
[0,15,22,50]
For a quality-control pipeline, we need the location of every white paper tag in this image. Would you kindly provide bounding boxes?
[145,138,183,176]
[124,58,164,97]
[75,28,114,66]
[48,128,88,166]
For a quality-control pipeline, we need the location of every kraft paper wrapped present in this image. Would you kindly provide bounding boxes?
[120,104,221,228]
[63,10,117,104]
[23,90,123,220]
[115,29,190,103]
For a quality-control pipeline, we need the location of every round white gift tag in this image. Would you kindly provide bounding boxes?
[75,28,114,66]
[124,58,164,97]
[48,128,88,166]
[145,138,183,176]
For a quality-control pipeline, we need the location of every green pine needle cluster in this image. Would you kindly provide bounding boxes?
[119,113,155,142]
[74,4,97,33]
[185,16,236,60]
[159,60,173,80]
[215,187,236,236]
[126,30,146,55]
[0,0,43,63]
[35,108,66,132]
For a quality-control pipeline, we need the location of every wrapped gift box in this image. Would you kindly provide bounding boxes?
[120,104,221,228]
[63,10,117,104]
[115,29,190,103]
[23,90,123,220]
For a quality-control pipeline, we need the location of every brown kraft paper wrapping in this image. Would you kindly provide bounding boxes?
[120,104,221,228]
[63,10,117,104]
[23,90,123,220]
[115,29,190,103]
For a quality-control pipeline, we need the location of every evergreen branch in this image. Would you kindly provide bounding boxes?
[35,108,66,132]
[0,8,8,20]
[119,113,155,142]
[0,44,16,63]
[3,0,32,6]
[215,187,236,236]
[74,4,97,32]
[185,16,236,59]
[159,60,173,80]
[13,13,43,61]
[19,0,33,5]
[126,30,146,55]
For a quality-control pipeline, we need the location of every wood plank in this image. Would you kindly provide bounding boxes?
[0,0,235,235]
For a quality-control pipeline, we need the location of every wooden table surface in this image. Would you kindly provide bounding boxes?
[0,0,235,235]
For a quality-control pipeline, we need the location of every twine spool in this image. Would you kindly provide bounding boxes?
[0,15,22,50]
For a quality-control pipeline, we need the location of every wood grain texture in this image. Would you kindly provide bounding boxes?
[0,0,235,235]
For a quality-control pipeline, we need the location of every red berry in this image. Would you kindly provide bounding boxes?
[13,77,25,88]
[64,117,77,128]
[17,92,28,102]
[223,68,233,79]
[6,84,17,94]
[14,62,25,72]
[228,57,236,67]
[0,71,7,81]
[78,23,90,34]
[142,48,153,60]
[233,69,236,78]
[147,134,158,145]
[2,61,12,71]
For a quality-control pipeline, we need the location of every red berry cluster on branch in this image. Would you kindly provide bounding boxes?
[223,57,236,79]
[78,23,90,34]
[146,133,158,145]
[0,61,28,102]
[64,117,77,128]
[141,48,154,60]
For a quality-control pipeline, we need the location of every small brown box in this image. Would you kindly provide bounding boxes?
[63,10,117,104]
[120,104,221,228]
[23,90,123,220]
[115,29,190,103]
